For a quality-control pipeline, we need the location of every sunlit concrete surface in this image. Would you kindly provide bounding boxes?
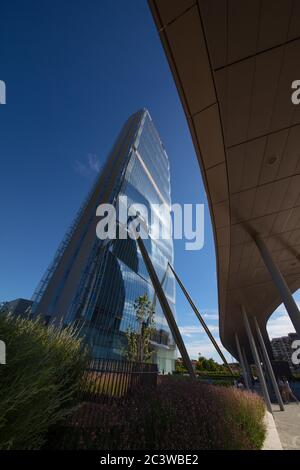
[262,411,283,450]
[273,403,300,450]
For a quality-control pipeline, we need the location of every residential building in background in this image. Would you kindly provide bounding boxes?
[31,109,176,373]
[271,333,300,371]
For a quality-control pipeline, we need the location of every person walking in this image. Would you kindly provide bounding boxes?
[236,376,245,390]
[283,377,299,404]
[278,377,287,403]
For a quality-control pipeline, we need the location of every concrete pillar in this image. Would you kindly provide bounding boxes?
[235,333,250,389]
[242,306,273,413]
[255,235,300,337]
[254,317,285,411]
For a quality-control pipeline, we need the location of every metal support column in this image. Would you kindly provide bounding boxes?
[135,236,196,380]
[242,348,253,389]
[235,333,250,389]
[242,306,273,413]
[168,262,234,375]
[255,235,300,337]
[254,317,284,411]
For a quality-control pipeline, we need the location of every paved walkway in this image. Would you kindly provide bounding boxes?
[273,403,300,450]
[263,411,283,450]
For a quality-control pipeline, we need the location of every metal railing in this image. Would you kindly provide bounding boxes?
[47,359,158,449]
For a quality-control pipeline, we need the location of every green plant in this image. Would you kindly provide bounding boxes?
[222,387,266,449]
[174,360,187,374]
[64,378,266,450]
[124,294,155,363]
[0,313,88,449]
[196,354,228,373]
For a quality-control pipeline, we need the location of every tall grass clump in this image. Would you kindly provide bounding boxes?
[70,377,266,450]
[0,313,88,450]
[221,385,266,449]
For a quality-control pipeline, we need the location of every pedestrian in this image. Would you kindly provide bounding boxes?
[283,376,299,404]
[237,376,245,390]
[278,377,287,403]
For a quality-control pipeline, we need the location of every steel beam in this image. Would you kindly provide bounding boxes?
[235,333,250,389]
[242,348,253,389]
[168,262,234,375]
[242,306,272,413]
[254,317,284,411]
[135,236,196,380]
[255,235,300,337]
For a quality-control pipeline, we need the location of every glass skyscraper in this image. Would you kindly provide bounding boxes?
[32,109,176,373]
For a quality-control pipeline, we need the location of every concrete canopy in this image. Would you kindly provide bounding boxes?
[149,0,300,358]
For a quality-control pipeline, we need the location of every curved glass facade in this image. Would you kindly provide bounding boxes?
[33,109,176,373]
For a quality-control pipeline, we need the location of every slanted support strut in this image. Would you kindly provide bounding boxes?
[254,317,284,411]
[168,262,234,376]
[255,235,300,337]
[242,306,273,414]
[135,236,196,380]
[235,333,250,389]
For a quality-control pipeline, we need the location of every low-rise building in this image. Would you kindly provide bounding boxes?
[271,333,300,371]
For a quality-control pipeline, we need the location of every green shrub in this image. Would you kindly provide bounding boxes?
[0,313,88,449]
[222,387,266,449]
[211,379,234,387]
[65,377,266,450]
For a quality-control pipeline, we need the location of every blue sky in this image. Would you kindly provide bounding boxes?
[0,0,298,361]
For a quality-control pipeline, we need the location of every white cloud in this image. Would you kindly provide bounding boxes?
[202,313,219,320]
[273,301,300,316]
[74,153,102,178]
[87,154,102,173]
[267,312,295,339]
[186,340,216,357]
[184,337,231,362]
[179,324,219,337]
[266,299,299,339]
[178,310,224,362]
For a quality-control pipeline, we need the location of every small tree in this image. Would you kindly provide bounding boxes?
[175,358,187,374]
[196,354,221,372]
[124,294,155,363]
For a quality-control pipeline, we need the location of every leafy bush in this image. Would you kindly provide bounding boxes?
[0,313,88,449]
[196,370,238,377]
[66,377,266,450]
[210,379,234,387]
